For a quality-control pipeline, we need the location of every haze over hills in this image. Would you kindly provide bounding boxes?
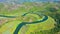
[0,0,60,4]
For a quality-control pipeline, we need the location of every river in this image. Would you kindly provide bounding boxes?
[13,12,48,34]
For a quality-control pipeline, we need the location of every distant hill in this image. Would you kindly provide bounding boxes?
[0,0,60,4]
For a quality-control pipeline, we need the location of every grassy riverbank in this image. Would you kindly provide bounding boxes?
[0,2,60,34]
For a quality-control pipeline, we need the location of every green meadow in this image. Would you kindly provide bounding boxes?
[0,2,60,34]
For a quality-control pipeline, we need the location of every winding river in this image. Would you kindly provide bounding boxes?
[13,12,48,34]
[0,12,48,34]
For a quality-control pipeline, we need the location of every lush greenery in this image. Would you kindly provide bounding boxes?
[0,2,60,34]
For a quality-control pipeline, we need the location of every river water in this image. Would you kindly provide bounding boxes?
[13,12,48,34]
